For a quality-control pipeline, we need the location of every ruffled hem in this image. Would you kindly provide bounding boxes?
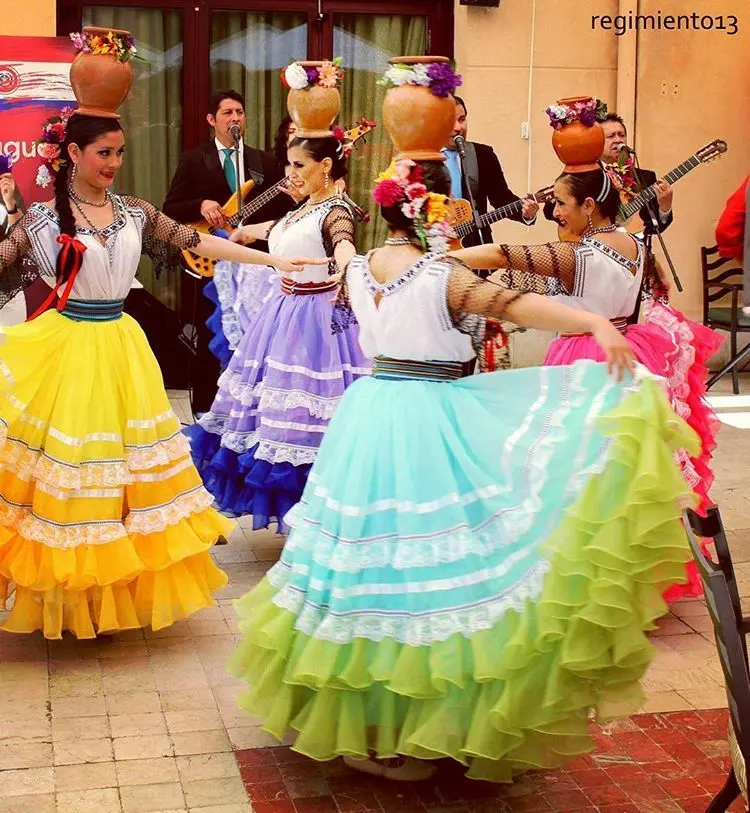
[228,377,697,781]
[0,506,231,638]
[186,423,310,532]
[204,280,233,370]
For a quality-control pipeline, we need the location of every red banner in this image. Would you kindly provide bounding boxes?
[0,36,76,205]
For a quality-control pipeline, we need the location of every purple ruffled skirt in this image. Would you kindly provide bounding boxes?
[186,283,370,532]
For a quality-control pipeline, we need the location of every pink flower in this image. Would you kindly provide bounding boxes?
[393,160,415,181]
[37,142,61,161]
[405,183,427,201]
[372,179,404,207]
[401,199,424,219]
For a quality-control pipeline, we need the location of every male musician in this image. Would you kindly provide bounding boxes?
[442,96,539,248]
[544,113,674,234]
[163,89,292,413]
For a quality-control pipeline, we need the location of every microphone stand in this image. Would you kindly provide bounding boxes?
[454,137,486,248]
[233,129,242,228]
[626,148,683,294]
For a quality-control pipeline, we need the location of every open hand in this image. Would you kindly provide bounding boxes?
[273,256,330,275]
[591,319,635,381]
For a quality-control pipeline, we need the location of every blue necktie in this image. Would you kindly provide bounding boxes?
[443,149,462,199]
[222,147,237,192]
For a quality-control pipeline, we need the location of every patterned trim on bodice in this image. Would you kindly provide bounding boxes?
[583,235,641,273]
[279,196,352,234]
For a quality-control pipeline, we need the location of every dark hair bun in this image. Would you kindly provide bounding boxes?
[289,135,348,180]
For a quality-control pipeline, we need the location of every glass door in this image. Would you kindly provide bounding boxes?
[209,10,308,154]
[333,13,427,245]
[83,5,184,307]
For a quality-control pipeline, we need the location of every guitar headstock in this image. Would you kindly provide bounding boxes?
[535,185,556,204]
[696,139,728,164]
[342,118,376,153]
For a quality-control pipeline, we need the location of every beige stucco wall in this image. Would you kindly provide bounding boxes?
[2,0,56,35]
[456,0,749,360]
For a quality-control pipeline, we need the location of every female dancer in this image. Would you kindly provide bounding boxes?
[227,153,697,781]
[0,113,323,639]
[452,167,720,600]
[186,134,370,533]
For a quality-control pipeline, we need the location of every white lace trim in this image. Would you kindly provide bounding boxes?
[283,504,549,572]
[125,486,215,535]
[0,485,216,549]
[255,440,319,466]
[258,387,342,420]
[260,417,327,434]
[265,359,371,380]
[127,410,176,429]
[267,558,550,646]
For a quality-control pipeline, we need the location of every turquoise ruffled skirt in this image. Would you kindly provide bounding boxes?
[229,361,697,781]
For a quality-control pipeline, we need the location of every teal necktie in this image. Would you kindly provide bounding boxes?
[222,147,237,192]
[443,149,462,199]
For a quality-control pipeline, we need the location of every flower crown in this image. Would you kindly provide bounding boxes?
[281,58,344,91]
[372,159,454,253]
[70,29,139,63]
[34,107,75,188]
[378,61,462,98]
[545,98,607,130]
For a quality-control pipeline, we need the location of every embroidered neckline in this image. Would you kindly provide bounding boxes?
[583,235,641,272]
[362,251,440,298]
[281,196,345,232]
[30,195,128,240]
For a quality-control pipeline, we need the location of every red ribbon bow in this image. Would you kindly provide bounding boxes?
[27,234,87,321]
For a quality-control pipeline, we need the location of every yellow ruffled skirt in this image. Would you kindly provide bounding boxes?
[0,309,233,639]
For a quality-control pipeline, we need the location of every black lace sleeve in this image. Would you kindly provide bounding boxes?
[0,211,40,310]
[122,195,201,278]
[321,203,356,272]
[495,241,578,294]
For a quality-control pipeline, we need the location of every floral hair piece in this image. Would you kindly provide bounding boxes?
[34,107,75,188]
[281,58,344,91]
[603,149,638,199]
[378,62,462,98]
[70,29,140,63]
[545,98,607,130]
[372,159,454,253]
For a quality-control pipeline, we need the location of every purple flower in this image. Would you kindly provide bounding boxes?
[305,67,320,85]
[426,62,462,98]
[579,108,598,126]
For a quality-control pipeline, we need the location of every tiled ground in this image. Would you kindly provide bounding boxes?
[1,376,750,812]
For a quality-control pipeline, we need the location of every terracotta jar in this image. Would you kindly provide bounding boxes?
[551,96,605,172]
[382,56,456,162]
[287,61,341,138]
[69,27,133,118]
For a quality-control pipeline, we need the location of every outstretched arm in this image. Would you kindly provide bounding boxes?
[0,213,32,272]
[449,241,577,292]
[129,197,327,276]
[446,264,634,378]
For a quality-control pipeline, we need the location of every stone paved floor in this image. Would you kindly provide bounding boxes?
[1,375,749,812]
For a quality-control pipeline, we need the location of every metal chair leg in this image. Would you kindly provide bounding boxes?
[707,342,750,391]
[706,767,741,812]
[732,330,740,394]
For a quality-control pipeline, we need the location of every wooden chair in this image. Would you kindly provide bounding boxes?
[683,507,750,811]
[702,244,750,394]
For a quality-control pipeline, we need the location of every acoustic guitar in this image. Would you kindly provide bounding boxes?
[182,120,375,278]
[556,138,728,242]
[449,186,555,249]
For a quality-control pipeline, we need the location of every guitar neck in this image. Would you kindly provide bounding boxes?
[619,155,700,221]
[228,178,286,227]
[454,198,523,238]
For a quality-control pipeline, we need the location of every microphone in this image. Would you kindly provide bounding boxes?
[230,124,241,144]
[453,134,466,158]
[617,143,635,156]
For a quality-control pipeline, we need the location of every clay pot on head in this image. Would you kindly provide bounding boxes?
[287,61,341,139]
[382,56,456,162]
[69,26,133,119]
[551,96,605,173]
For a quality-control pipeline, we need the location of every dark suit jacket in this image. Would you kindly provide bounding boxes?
[162,142,291,227]
[460,142,529,247]
[543,166,674,236]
